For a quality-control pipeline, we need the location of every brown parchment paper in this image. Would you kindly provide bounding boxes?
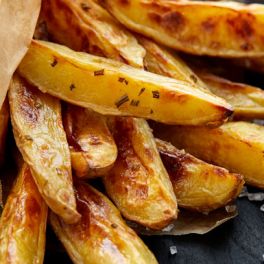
[128,206,237,236]
[0,0,41,108]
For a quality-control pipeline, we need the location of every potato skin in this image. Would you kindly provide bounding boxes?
[154,121,264,189]
[18,40,233,125]
[198,72,264,119]
[102,0,264,57]
[50,181,158,264]
[42,0,145,68]
[63,104,117,178]
[9,75,80,224]
[0,98,9,166]
[156,139,244,213]
[139,36,208,91]
[103,117,177,230]
[0,164,48,264]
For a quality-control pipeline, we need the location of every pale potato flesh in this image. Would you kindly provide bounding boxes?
[0,98,9,166]
[42,0,146,68]
[156,139,244,213]
[198,72,264,119]
[18,40,233,125]
[104,117,177,230]
[50,181,158,264]
[102,0,264,57]
[0,164,48,264]
[63,104,117,178]
[8,75,80,224]
[154,121,264,189]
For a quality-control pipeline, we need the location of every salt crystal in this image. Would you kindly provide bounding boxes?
[162,224,175,232]
[248,193,264,201]
[169,246,178,255]
[262,254,264,262]
[260,204,264,212]
[239,186,249,198]
[225,205,237,213]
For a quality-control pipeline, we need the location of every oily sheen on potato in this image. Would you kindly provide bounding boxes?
[9,75,80,224]
[0,164,47,264]
[102,0,264,57]
[18,40,233,125]
[155,121,264,189]
[50,181,158,264]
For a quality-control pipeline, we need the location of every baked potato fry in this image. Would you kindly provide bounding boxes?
[42,0,145,68]
[154,121,264,189]
[50,181,158,264]
[18,40,233,125]
[63,104,117,178]
[104,117,177,230]
[156,139,244,213]
[0,163,47,264]
[9,74,80,224]
[139,36,208,91]
[102,0,264,57]
[0,98,9,166]
[198,72,264,119]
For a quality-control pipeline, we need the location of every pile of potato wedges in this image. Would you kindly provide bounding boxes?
[2,0,264,263]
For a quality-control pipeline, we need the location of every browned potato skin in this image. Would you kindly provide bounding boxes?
[156,139,244,213]
[0,164,47,264]
[63,104,117,178]
[50,181,158,264]
[42,0,145,68]
[0,98,9,166]
[103,117,177,230]
[9,75,80,224]
[102,0,264,57]
[198,72,264,119]
[154,121,264,189]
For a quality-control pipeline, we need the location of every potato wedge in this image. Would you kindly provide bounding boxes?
[63,104,117,178]
[198,72,264,119]
[18,40,233,125]
[154,121,264,189]
[103,117,177,230]
[156,139,244,212]
[0,98,9,166]
[42,0,145,68]
[50,181,158,264]
[8,74,80,224]
[139,36,208,91]
[102,0,264,57]
[0,163,47,264]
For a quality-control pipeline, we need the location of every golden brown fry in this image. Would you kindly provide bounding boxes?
[156,139,244,213]
[198,72,264,119]
[102,0,264,57]
[154,121,264,189]
[0,163,47,264]
[0,98,9,166]
[63,104,117,178]
[8,74,80,224]
[50,181,158,264]
[18,40,233,125]
[42,0,145,68]
[139,36,208,91]
[103,117,177,230]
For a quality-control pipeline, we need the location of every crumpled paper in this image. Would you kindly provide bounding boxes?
[128,205,237,236]
[0,0,41,108]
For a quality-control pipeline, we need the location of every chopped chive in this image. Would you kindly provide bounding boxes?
[118,77,129,85]
[50,58,58,67]
[190,74,198,83]
[70,84,76,91]
[94,69,104,76]
[150,109,154,114]
[152,90,160,99]
[80,3,90,11]
[115,94,129,108]
[138,88,145,96]
[130,99,140,107]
